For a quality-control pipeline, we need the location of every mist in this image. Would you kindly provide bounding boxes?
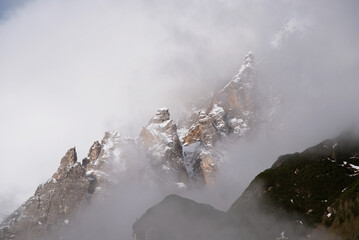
[1,0,359,238]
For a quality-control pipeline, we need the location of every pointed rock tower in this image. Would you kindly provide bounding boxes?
[138,108,188,183]
[182,52,258,185]
[0,148,89,240]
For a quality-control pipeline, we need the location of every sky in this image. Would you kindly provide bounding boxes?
[0,0,359,224]
[0,0,26,19]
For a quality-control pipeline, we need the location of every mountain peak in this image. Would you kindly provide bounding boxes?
[138,108,188,182]
[150,107,170,124]
[232,51,255,85]
[60,147,77,167]
[0,52,262,239]
[52,147,79,180]
[244,51,254,64]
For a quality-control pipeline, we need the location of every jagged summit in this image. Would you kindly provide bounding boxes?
[87,141,101,162]
[149,108,171,123]
[180,53,258,185]
[60,147,77,167]
[233,51,255,85]
[221,51,255,89]
[243,51,254,65]
[138,108,188,183]
[0,147,89,240]
[52,147,79,180]
[0,53,271,240]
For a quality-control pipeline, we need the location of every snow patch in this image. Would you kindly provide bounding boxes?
[277,231,288,239]
[183,142,201,177]
[175,182,186,189]
[349,164,359,171]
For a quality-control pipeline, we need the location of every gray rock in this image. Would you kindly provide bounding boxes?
[0,148,89,240]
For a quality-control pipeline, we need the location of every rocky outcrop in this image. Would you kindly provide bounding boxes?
[87,141,102,163]
[181,52,257,185]
[138,108,188,183]
[83,131,144,195]
[0,148,89,240]
[0,131,144,240]
[52,148,78,180]
[211,52,257,124]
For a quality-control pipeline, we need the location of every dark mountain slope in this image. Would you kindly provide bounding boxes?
[134,130,359,240]
[229,130,359,236]
[132,195,242,240]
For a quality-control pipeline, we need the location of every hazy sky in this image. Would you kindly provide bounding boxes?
[1,0,359,219]
[0,0,25,19]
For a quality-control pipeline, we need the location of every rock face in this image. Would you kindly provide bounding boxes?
[210,51,257,134]
[0,148,89,240]
[181,52,257,185]
[87,141,102,163]
[83,133,135,193]
[138,108,188,183]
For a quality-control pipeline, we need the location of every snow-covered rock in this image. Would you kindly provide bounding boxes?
[181,52,258,185]
[83,131,137,193]
[138,108,188,183]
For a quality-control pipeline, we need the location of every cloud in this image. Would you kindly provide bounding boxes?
[271,17,312,48]
[0,1,359,238]
[0,0,279,209]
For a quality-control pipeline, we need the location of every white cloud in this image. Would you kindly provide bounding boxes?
[0,0,359,226]
[271,17,312,48]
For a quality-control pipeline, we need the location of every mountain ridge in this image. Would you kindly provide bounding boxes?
[0,52,268,240]
[133,129,359,240]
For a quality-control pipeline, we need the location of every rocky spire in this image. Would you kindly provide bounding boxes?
[60,147,77,167]
[181,52,258,185]
[0,148,89,240]
[212,51,257,133]
[87,141,102,162]
[52,147,78,180]
[138,108,188,183]
[232,51,255,85]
